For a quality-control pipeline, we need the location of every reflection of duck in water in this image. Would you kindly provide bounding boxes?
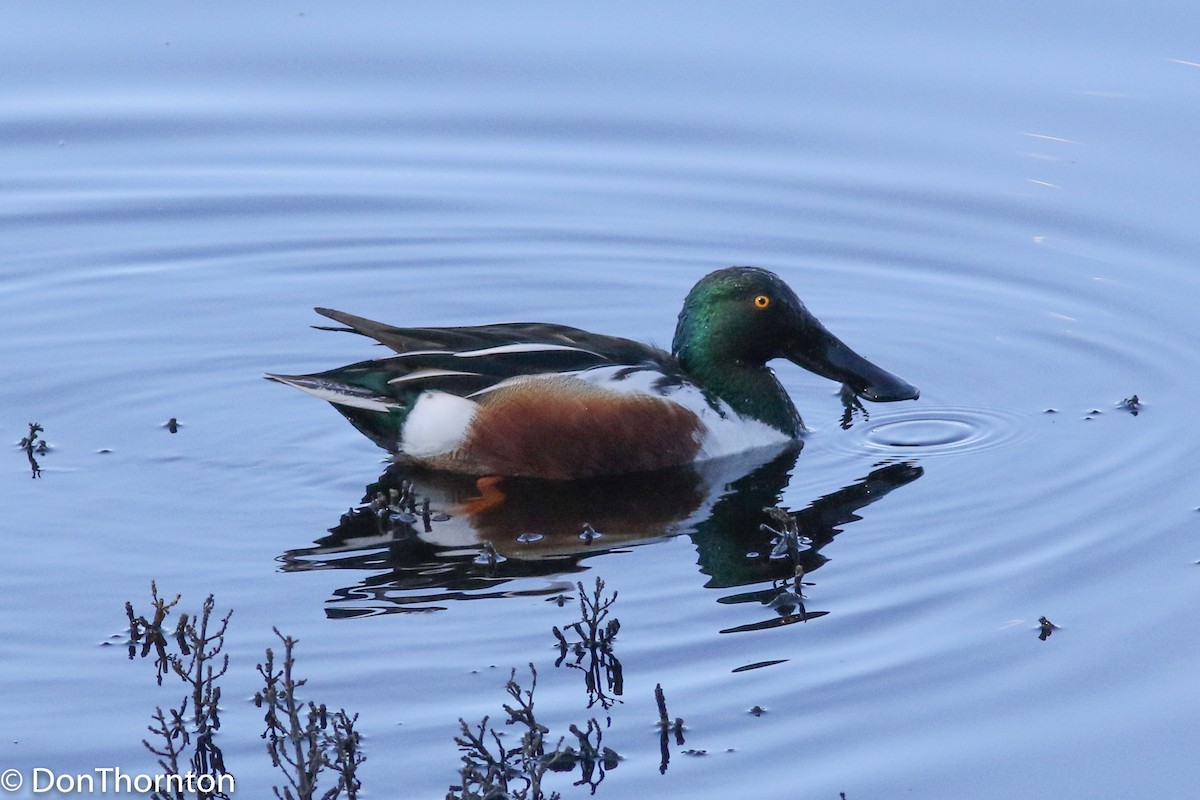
[269,267,918,481]
[282,453,922,620]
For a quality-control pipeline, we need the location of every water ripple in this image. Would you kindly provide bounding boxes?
[834,406,1033,459]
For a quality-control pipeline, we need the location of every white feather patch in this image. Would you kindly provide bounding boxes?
[453,343,600,358]
[400,391,478,457]
[694,409,792,460]
[387,368,481,385]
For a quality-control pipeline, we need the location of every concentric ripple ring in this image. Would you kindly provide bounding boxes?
[839,406,1033,458]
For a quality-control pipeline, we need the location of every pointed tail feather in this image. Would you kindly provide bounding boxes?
[265,373,396,413]
[265,372,410,452]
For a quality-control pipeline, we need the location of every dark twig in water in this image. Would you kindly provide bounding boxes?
[761,506,813,579]
[654,684,685,775]
[449,664,618,799]
[553,578,623,710]
[127,583,233,799]
[127,586,362,800]
[256,630,365,800]
[745,507,826,627]
[126,581,182,685]
[143,702,193,799]
[19,421,45,478]
[561,719,619,793]
[173,595,231,796]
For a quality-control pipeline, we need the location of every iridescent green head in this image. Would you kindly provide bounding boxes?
[672,267,919,434]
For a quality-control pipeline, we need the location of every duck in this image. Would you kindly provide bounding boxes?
[268,266,919,481]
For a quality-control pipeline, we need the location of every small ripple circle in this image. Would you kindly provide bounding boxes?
[838,406,1030,458]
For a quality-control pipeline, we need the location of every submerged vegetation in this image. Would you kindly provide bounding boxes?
[126,584,363,800]
[124,579,638,798]
[552,578,623,712]
[118,489,852,796]
[448,665,619,800]
[18,421,46,478]
[127,584,234,799]
[448,578,631,797]
[256,630,364,800]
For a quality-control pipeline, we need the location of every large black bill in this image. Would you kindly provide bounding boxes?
[789,323,920,403]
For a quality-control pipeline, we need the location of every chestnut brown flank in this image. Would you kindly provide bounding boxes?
[462,376,705,480]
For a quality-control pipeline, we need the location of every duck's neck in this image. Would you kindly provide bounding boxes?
[677,345,803,437]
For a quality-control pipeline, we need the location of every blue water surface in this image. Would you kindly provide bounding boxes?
[3,3,1200,799]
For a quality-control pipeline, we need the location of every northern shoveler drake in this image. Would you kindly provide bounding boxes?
[268,267,919,480]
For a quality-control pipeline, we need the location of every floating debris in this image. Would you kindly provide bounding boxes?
[19,423,44,449]
[578,523,602,543]
[761,506,811,570]
[1038,616,1058,641]
[18,422,46,478]
[164,417,180,433]
[1118,394,1142,415]
[768,587,807,616]
[472,543,506,568]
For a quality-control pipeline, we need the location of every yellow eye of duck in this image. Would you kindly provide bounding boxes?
[753,294,771,309]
